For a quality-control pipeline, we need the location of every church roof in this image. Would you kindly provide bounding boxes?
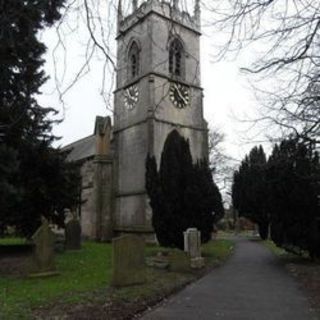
[63,135,96,162]
[62,116,113,162]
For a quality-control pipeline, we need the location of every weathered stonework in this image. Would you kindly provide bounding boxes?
[113,0,208,235]
[80,158,96,238]
[29,217,58,277]
[64,116,114,241]
[111,234,146,287]
[184,228,205,269]
[65,218,81,250]
[64,0,208,241]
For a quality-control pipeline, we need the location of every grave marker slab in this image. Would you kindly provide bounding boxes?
[65,218,81,250]
[111,235,146,287]
[183,228,204,269]
[29,217,58,277]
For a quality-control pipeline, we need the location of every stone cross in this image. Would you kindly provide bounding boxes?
[111,235,146,287]
[30,216,58,277]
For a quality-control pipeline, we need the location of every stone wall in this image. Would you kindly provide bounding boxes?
[94,155,114,241]
[79,158,96,239]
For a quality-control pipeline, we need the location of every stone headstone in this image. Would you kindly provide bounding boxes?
[65,218,81,250]
[183,228,204,269]
[111,235,146,287]
[190,257,205,269]
[29,217,58,277]
[184,228,201,258]
[184,230,189,253]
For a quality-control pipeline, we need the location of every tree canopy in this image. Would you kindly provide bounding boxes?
[267,139,320,258]
[0,0,81,237]
[232,140,320,257]
[232,145,269,239]
[146,130,224,249]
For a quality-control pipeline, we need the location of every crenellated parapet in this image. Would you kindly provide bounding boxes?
[117,0,201,37]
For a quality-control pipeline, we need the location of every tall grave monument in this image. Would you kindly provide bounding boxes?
[113,0,208,235]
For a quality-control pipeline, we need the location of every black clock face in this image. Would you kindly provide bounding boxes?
[124,85,139,110]
[169,83,190,109]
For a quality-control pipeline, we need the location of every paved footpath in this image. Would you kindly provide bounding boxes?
[141,237,318,320]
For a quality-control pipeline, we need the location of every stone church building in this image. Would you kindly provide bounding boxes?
[65,0,208,241]
[63,116,114,241]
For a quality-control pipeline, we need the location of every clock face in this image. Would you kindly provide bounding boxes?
[124,85,139,110]
[169,83,190,109]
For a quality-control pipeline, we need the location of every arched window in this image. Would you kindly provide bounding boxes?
[128,41,140,79]
[169,38,184,77]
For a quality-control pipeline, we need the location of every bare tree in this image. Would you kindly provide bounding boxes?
[208,126,226,177]
[205,0,320,145]
[47,0,201,115]
[47,0,118,112]
[208,126,237,204]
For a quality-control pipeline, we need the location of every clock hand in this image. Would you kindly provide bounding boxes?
[174,84,188,106]
[127,90,137,102]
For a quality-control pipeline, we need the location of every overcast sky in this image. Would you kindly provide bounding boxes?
[38,1,267,163]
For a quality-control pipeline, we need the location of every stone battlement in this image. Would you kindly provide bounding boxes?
[119,0,200,36]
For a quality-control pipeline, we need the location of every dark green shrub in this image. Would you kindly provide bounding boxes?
[146,130,223,249]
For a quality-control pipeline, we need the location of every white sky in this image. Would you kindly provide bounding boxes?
[38,2,266,164]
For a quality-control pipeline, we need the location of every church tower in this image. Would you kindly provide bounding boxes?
[113,0,208,235]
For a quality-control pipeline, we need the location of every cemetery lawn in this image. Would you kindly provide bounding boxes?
[0,237,26,245]
[0,241,112,319]
[264,240,320,317]
[0,239,233,320]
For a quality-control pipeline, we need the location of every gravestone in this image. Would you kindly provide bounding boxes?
[65,218,81,250]
[184,228,201,258]
[183,228,204,269]
[111,235,145,287]
[29,217,58,277]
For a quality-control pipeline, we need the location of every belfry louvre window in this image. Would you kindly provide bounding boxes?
[129,41,140,78]
[169,39,183,77]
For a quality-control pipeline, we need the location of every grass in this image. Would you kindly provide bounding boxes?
[106,239,235,320]
[202,239,234,264]
[263,240,287,256]
[263,240,312,262]
[0,242,112,319]
[145,239,234,261]
[0,237,26,245]
[0,239,234,319]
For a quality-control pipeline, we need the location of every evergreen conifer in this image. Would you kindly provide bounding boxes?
[0,1,80,237]
[146,130,223,249]
[232,146,269,239]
